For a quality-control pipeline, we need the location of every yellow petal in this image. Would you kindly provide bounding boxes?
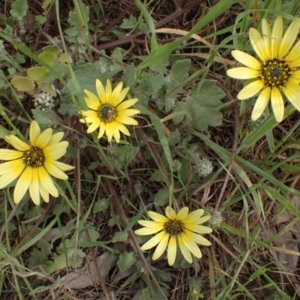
[282,83,300,111]
[178,235,192,263]
[270,87,284,122]
[49,132,64,145]
[231,50,261,69]
[96,79,105,101]
[167,236,177,266]
[0,149,24,160]
[165,206,176,220]
[278,19,300,58]
[286,39,300,61]
[117,98,138,111]
[134,227,163,235]
[140,231,166,250]
[36,128,52,148]
[185,224,213,234]
[251,87,270,121]
[97,125,105,139]
[176,207,189,220]
[237,80,264,100]
[30,121,41,146]
[14,167,32,203]
[29,168,40,205]
[271,16,283,58]
[38,167,58,197]
[116,123,130,136]
[152,233,169,261]
[112,127,120,143]
[112,87,130,107]
[44,141,68,160]
[261,19,271,49]
[227,67,260,79]
[84,90,101,110]
[0,160,24,188]
[105,123,113,142]
[181,231,202,258]
[87,121,100,134]
[185,209,204,222]
[148,211,169,222]
[52,161,74,172]
[5,135,30,151]
[249,28,269,61]
[0,159,24,176]
[44,160,68,179]
[117,116,138,125]
[191,233,212,246]
[39,185,49,203]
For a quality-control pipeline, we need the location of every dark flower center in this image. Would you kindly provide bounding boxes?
[260,58,291,88]
[164,219,184,236]
[23,147,45,168]
[98,105,117,123]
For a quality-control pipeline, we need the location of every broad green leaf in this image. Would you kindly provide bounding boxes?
[27,67,47,85]
[31,109,62,127]
[120,16,138,29]
[173,80,225,131]
[117,251,137,271]
[93,198,109,213]
[11,76,35,95]
[10,0,28,21]
[154,188,170,206]
[165,59,191,112]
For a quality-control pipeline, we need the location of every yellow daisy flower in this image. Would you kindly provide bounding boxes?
[80,79,140,143]
[135,206,212,266]
[0,121,74,205]
[227,16,300,122]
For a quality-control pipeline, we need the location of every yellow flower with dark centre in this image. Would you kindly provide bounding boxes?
[0,121,74,205]
[80,79,140,143]
[227,16,300,122]
[135,206,212,266]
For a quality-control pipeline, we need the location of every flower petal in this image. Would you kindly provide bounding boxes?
[30,121,41,146]
[148,211,169,222]
[165,206,176,220]
[0,149,24,160]
[5,135,30,151]
[227,67,260,79]
[249,28,269,61]
[167,236,177,266]
[231,50,261,69]
[36,128,52,148]
[282,83,300,112]
[84,90,101,110]
[237,80,265,100]
[152,233,169,261]
[271,16,283,58]
[270,87,284,122]
[251,87,271,121]
[140,231,166,251]
[279,18,300,58]
[29,168,40,205]
[14,167,32,204]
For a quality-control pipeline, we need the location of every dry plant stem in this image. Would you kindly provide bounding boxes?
[76,148,112,300]
[214,90,239,213]
[97,0,203,50]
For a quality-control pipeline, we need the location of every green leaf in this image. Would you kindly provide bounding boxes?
[10,0,28,21]
[93,198,109,213]
[117,251,137,271]
[112,231,128,243]
[120,16,138,29]
[173,80,225,131]
[11,76,35,95]
[154,188,170,206]
[165,59,191,112]
[31,109,62,127]
[134,73,165,106]
[27,67,47,85]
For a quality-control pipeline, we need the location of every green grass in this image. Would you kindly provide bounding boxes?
[0,0,300,299]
